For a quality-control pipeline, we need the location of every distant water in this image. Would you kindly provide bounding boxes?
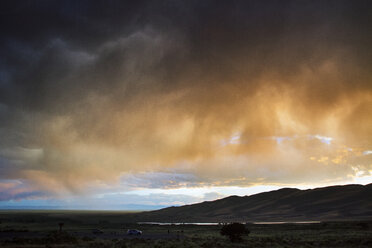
[138,222,220,225]
[138,221,321,225]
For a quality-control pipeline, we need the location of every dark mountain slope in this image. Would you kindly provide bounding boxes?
[134,184,372,222]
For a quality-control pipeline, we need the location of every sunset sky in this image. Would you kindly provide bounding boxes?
[0,0,371,209]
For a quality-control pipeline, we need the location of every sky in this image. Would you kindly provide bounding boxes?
[0,0,371,210]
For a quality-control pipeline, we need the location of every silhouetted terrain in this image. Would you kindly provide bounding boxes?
[1,212,371,248]
[134,184,372,222]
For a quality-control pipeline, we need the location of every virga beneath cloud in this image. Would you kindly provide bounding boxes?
[0,1,371,201]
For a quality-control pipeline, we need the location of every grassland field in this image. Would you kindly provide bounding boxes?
[0,210,371,248]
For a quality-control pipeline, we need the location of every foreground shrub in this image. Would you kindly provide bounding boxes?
[220,223,250,242]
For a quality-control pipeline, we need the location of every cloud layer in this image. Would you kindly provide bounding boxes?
[0,0,371,202]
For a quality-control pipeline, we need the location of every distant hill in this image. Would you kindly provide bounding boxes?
[132,184,372,222]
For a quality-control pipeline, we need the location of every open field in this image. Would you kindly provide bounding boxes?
[0,211,371,247]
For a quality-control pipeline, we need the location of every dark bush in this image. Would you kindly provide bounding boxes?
[220,222,250,242]
[357,222,369,230]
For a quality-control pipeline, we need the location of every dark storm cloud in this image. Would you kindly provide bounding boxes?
[0,1,368,118]
[0,0,371,199]
[1,0,370,110]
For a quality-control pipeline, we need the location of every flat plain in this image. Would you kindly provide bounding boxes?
[0,211,371,248]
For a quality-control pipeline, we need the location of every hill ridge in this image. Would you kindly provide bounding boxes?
[134,183,372,222]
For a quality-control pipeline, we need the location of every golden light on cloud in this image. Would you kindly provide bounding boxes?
[0,1,371,206]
